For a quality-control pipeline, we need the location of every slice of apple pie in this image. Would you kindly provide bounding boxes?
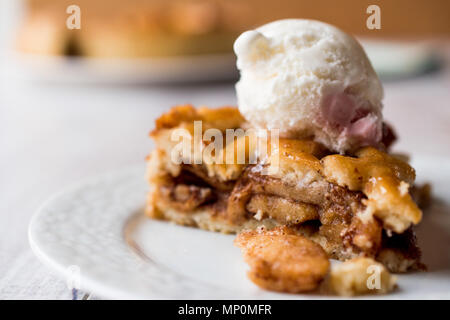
[146,104,425,274]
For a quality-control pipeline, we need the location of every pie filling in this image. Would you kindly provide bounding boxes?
[146,105,426,273]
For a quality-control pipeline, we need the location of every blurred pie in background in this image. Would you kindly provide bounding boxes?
[17,0,449,60]
[17,0,255,58]
[14,0,447,82]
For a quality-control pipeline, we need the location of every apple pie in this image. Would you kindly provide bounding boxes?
[146,104,426,275]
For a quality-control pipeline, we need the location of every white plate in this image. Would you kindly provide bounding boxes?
[8,52,238,84]
[29,156,450,299]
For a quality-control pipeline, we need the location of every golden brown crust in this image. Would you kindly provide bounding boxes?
[321,147,422,233]
[149,105,247,184]
[235,226,330,293]
[152,104,245,134]
[153,104,201,132]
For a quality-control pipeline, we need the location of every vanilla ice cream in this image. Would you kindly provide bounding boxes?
[234,19,384,153]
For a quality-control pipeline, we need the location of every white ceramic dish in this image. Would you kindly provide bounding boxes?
[29,156,450,299]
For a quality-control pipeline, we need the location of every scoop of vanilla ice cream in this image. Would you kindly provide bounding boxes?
[234,19,384,153]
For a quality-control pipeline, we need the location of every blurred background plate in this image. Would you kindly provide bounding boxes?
[8,52,237,84]
[361,39,440,80]
[8,41,440,84]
